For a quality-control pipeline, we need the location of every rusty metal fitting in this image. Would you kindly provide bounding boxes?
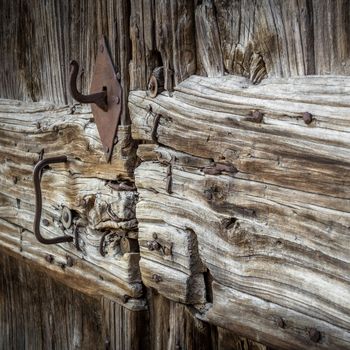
[152,274,162,283]
[66,255,74,267]
[148,66,164,98]
[42,218,50,227]
[275,317,285,328]
[303,112,313,124]
[45,254,54,264]
[147,240,160,251]
[308,328,321,342]
[163,246,172,256]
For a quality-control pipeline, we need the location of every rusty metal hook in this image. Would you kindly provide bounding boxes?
[69,60,108,111]
[33,156,73,245]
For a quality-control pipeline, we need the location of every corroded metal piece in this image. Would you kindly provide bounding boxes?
[61,206,73,229]
[33,156,73,245]
[69,36,122,162]
[148,66,164,98]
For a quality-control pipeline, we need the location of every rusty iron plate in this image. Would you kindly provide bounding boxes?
[90,36,122,162]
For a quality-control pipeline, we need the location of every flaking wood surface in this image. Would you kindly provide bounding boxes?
[130,75,350,349]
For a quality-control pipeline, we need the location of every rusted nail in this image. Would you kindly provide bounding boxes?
[147,240,160,251]
[152,274,162,283]
[163,246,172,256]
[61,206,72,229]
[303,112,313,125]
[42,218,50,227]
[66,255,74,267]
[246,110,264,123]
[204,189,213,200]
[99,231,110,257]
[308,328,321,342]
[122,295,130,303]
[12,176,18,184]
[151,241,161,250]
[203,163,237,176]
[45,254,54,264]
[275,317,285,328]
[151,114,161,143]
[152,233,158,240]
[252,110,264,123]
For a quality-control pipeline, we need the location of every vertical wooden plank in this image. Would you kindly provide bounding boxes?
[0,252,104,350]
[102,297,149,350]
[195,0,224,77]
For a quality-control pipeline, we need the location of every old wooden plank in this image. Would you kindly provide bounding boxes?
[206,281,350,350]
[134,149,350,348]
[0,100,144,309]
[0,252,104,350]
[130,75,350,200]
[0,0,131,114]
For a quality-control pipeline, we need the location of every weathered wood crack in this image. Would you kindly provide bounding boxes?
[130,74,350,349]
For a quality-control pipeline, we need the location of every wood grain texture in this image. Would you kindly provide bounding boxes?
[0,252,149,350]
[129,0,196,91]
[0,99,144,309]
[0,0,131,123]
[130,74,350,348]
[0,252,103,350]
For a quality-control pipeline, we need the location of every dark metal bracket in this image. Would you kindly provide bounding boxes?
[33,156,73,245]
[69,36,122,162]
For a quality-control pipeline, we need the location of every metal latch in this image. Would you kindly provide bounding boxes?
[69,36,122,162]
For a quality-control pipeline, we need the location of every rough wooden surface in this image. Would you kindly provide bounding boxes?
[1,0,350,349]
[2,0,350,102]
[0,99,144,309]
[130,75,350,349]
[0,252,149,350]
[0,0,131,124]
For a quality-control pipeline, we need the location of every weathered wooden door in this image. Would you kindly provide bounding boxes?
[1,1,350,349]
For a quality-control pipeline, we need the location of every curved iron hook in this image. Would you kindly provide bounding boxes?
[69,60,108,111]
[33,156,73,245]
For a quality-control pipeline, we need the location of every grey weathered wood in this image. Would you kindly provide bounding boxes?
[130,75,350,349]
[0,100,144,308]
